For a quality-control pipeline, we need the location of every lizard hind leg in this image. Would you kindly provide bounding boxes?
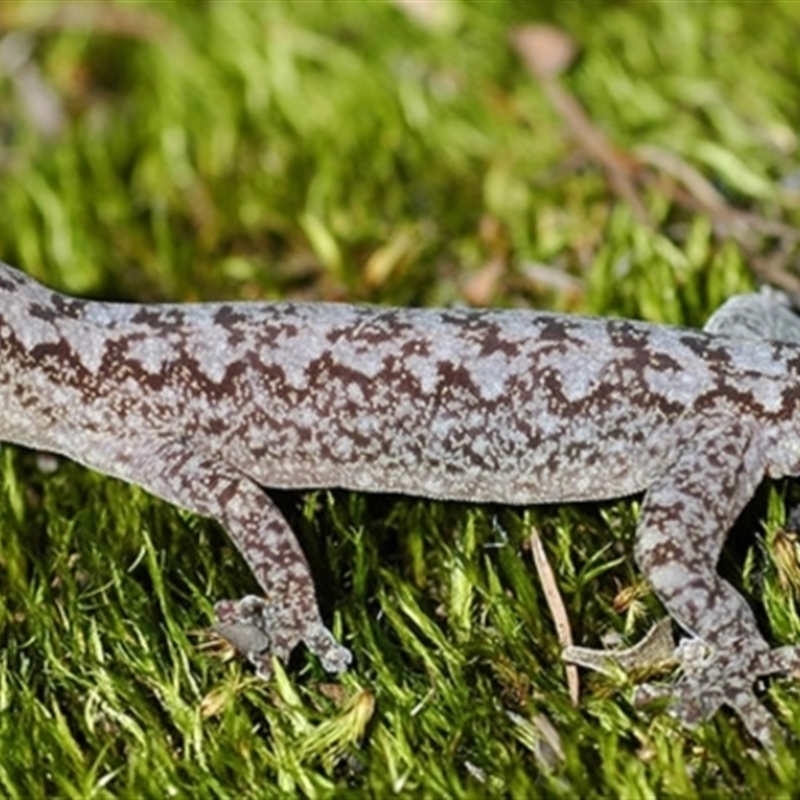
[632,416,799,747]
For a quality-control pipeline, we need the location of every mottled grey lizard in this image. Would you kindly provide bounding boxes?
[1,260,798,747]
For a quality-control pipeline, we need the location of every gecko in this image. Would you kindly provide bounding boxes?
[0,260,798,748]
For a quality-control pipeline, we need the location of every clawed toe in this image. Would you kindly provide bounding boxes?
[304,622,353,673]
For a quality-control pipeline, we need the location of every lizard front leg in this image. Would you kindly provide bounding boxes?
[121,438,352,678]
[633,415,799,746]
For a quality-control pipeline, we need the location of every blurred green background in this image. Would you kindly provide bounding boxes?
[1,1,800,795]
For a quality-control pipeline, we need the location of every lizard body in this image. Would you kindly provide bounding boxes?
[2,261,799,746]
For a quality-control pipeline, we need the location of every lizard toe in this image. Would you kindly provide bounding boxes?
[212,595,352,677]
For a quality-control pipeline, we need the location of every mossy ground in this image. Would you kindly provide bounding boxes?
[1,1,800,796]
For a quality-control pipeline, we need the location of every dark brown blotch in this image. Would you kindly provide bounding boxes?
[131,307,188,331]
[52,295,88,319]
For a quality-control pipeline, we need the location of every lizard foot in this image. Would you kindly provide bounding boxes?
[564,622,800,748]
[634,640,800,748]
[212,595,353,679]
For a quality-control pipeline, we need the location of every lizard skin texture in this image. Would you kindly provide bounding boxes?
[1,261,798,747]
